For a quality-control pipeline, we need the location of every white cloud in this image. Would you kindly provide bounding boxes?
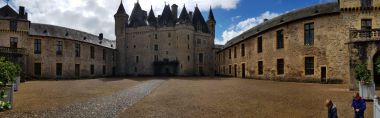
[216,11,281,45]
[8,0,240,40]
[231,15,241,22]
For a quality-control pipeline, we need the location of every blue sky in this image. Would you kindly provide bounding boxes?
[4,0,336,44]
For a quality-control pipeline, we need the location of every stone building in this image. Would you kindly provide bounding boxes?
[114,1,216,76]
[215,0,380,89]
[0,5,116,79]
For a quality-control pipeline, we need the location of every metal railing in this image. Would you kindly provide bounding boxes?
[0,46,26,55]
[350,29,380,43]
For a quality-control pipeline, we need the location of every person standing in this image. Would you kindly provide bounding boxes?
[351,92,366,118]
[325,99,338,118]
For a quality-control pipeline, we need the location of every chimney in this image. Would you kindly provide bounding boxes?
[99,33,103,40]
[171,4,178,20]
[19,6,26,19]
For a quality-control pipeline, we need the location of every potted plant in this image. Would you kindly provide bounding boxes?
[0,57,20,111]
[354,64,375,100]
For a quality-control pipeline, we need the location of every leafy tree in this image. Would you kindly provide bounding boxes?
[0,57,20,111]
[354,64,371,85]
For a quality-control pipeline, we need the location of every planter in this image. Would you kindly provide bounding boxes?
[0,84,13,109]
[359,82,376,100]
[13,76,20,91]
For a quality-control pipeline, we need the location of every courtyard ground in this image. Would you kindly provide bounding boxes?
[0,77,377,118]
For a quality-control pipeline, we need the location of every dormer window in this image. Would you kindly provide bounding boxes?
[83,37,87,40]
[361,0,373,8]
[43,30,47,34]
[65,32,69,36]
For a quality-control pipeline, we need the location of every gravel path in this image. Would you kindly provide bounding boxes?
[3,79,165,118]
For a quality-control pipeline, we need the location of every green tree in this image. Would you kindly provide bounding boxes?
[354,64,371,85]
[0,57,20,111]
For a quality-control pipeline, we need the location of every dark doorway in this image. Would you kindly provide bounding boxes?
[242,63,246,78]
[373,52,380,85]
[321,67,327,83]
[153,59,179,76]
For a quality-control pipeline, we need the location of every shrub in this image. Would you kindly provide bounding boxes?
[0,57,20,111]
[354,64,371,85]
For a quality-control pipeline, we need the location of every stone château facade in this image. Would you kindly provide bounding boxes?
[114,1,216,76]
[215,0,380,89]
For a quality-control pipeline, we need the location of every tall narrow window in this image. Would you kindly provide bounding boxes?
[10,37,17,48]
[56,41,63,55]
[75,43,81,57]
[10,20,17,32]
[305,57,314,75]
[361,0,373,7]
[199,53,204,63]
[34,63,41,77]
[155,34,158,39]
[91,65,94,75]
[258,61,263,75]
[277,59,284,75]
[75,64,80,77]
[258,36,263,53]
[90,46,95,59]
[361,19,372,30]
[168,33,171,38]
[187,35,190,40]
[154,45,159,51]
[136,56,139,63]
[103,49,106,61]
[154,55,159,61]
[241,44,245,57]
[56,63,62,77]
[34,39,41,54]
[229,65,232,74]
[304,23,314,46]
[234,47,237,58]
[277,30,284,49]
[229,49,232,59]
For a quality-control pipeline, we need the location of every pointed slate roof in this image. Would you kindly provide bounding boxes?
[192,6,209,33]
[115,1,127,15]
[148,6,157,27]
[129,2,148,27]
[158,5,175,27]
[208,7,215,22]
[178,5,191,24]
[0,5,19,18]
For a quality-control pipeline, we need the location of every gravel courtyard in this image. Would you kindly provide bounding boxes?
[0,77,377,118]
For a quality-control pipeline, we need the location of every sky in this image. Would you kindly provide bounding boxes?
[2,0,336,45]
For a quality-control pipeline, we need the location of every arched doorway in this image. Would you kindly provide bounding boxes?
[373,52,380,85]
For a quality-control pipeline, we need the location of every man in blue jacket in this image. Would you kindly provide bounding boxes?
[351,92,366,118]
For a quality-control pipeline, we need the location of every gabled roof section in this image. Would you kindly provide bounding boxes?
[178,5,191,24]
[158,5,175,27]
[148,6,157,27]
[192,6,209,33]
[0,5,18,18]
[115,0,127,15]
[129,2,148,27]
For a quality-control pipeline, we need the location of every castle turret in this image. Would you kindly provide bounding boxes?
[192,5,209,33]
[114,0,129,76]
[148,6,157,27]
[207,7,216,37]
[178,5,191,24]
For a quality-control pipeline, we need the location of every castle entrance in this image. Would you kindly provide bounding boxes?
[373,52,380,85]
[153,59,179,76]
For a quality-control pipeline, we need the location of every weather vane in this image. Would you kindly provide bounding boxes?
[6,0,9,5]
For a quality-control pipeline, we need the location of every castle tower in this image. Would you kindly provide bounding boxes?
[114,0,129,76]
[207,7,216,37]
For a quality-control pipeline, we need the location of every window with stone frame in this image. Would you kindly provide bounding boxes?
[229,65,232,74]
[136,56,139,63]
[10,20,17,32]
[361,0,373,7]
[277,59,284,75]
[103,65,106,75]
[234,46,237,58]
[258,36,263,53]
[154,44,159,51]
[34,39,41,54]
[277,29,284,49]
[75,43,81,57]
[10,37,17,48]
[56,41,63,55]
[304,23,314,46]
[154,55,159,61]
[241,44,245,57]
[361,19,372,30]
[229,48,232,59]
[258,61,263,75]
[103,49,106,61]
[305,57,314,75]
[199,53,204,63]
[90,46,95,59]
